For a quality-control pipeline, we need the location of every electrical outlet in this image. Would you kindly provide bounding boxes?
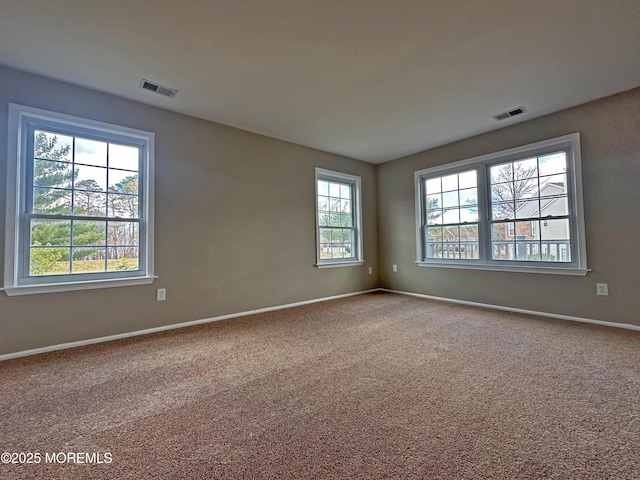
[368,267,373,275]
[156,288,166,301]
[392,264,398,273]
[596,283,608,296]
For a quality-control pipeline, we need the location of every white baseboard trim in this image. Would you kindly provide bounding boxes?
[380,288,640,332]
[0,289,379,362]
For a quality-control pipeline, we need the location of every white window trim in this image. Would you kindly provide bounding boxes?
[3,103,156,295]
[314,168,364,268]
[414,133,589,276]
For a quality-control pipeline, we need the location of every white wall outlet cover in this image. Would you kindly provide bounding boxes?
[596,283,608,296]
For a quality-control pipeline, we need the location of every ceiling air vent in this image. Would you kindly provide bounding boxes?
[139,78,178,98]
[493,106,526,121]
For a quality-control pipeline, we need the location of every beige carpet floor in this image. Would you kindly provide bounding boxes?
[1,292,639,479]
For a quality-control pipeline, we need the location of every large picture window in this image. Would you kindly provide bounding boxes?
[415,133,588,275]
[315,168,363,268]
[4,104,155,295]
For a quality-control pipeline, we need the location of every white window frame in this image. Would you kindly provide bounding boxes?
[3,104,155,295]
[414,133,589,276]
[315,168,364,268]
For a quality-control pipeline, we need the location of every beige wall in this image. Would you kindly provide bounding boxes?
[0,66,378,355]
[377,87,640,325]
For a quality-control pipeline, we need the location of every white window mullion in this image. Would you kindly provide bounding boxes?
[477,164,491,264]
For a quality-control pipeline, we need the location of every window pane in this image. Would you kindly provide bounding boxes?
[540,174,567,193]
[72,221,106,246]
[317,195,328,212]
[318,213,330,227]
[513,179,539,200]
[34,131,72,162]
[74,191,107,217]
[442,208,459,224]
[541,219,570,241]
[443,226,459,242]
[492,240,515,261]
[108,144,139,171]
[108,170,138,194]
[317,181,329,196]
[531,220,540,239]
[512,198,530,219]
[441,174,458,191]
[72,247,106,273]
[459,224,478,242]
[460,207,478,223]
[30,219,71,247]
[75,138,107,167]
[526,242,542,261]
[329,197,341,212]
[490,163,513,184]
[491,182,514,203]
[538,152,566,175]
[108,222,139,246]
[329,183,340,197]
[513,158,537,179]
[427,226,442,242]
[340,229,353,244]
[492,202,514,220]
[34,159,73,188]
[539,221,571,262]
[459,188,477,206]
[427,209,443,225]
[108,194,139,218]
[426,243,442,259]
[540,195,569,217]
[492,223,512,241]
[33,187,72,215]
[442,191,459,208]
[75,164,107,192]
[340,199,351,213]
[427,193,441,210]
[340,184,351,199]
[30,246,69,276]
[425,177,441,194]
[107,247,139,271]
[458,170,477,189]
[325,213,341,227]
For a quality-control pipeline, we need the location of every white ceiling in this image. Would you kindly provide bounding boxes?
[1,1,639,164]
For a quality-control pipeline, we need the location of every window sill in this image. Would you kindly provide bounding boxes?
[2,276,157,296]
[316,260,365,269]
[415,261,589,276]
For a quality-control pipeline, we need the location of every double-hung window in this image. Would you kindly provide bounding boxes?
[315,168,363,268]
[4,104,155,295]
[415,133,588,275]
